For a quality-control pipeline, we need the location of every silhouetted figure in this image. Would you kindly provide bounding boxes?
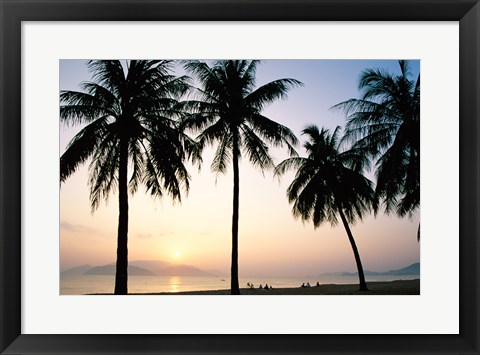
[306,282,311,288]
[259,284,263,289]
[301,283,306,288]
[316,281,320,287]
[264,284,269,290]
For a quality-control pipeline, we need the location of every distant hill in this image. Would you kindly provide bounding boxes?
[340,263,420,277]
[155,265,214,276]
[61,264,92,275]
[383,262,420,275]
[129,260,173,274]
[64,260,218,277]
[318,271,344,277]
[84,264,156,276]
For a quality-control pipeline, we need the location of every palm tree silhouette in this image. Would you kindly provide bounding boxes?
[182,60,302,294]
[332,61,420,224]
[60,60,198,294]
[275,125,375,291]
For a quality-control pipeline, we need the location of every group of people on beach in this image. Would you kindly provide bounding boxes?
[246,282,273,290]
[301,282,321,288]
[246,281,321,290]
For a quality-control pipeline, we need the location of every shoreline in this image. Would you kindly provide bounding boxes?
[89,279,420,295]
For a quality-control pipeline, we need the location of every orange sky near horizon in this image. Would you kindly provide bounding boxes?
[59,60,420,277]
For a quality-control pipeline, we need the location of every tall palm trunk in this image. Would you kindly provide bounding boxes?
[338,208,368,291]
[231,132,240,295]
[114,134,129,295]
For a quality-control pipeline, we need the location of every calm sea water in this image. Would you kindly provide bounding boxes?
[60,274,420,295]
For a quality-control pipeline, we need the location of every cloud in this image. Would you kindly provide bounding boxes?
[158,231,175,237]
[60,221,99,235]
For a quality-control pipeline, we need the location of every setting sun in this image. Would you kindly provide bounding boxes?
[175,251,180,257]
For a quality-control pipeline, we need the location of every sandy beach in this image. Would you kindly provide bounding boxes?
[103,279,419,295]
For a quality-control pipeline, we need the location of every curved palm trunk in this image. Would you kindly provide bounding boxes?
[338,208,368,291]
[231,133,240,295]
[114,135,129,295]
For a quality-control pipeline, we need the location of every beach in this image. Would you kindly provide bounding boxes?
[103,279,420,295]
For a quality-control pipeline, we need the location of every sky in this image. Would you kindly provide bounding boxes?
[59,59,420,277]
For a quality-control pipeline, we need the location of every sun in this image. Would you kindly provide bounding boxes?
[174,251,180,257]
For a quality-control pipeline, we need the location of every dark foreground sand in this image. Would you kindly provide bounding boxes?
[117,279,419,296]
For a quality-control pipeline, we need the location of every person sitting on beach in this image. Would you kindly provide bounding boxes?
[264,284,269,290]
[301,283,306,288]
[259,284,263,289]
[316,281,320,287]
[306,282,311,288]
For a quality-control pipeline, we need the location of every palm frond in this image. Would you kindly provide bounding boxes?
[246,79,303,111]
[60,90,116,125]
[128,138,145,195]
[211,133,233,175]
[88,126,120,211]
[87,60,125,98]
[242,60,261,91]
[80,82,119,109]
[274,157,308,177]
[60,116,111,183]
[247,114,299,157]
[196,118,228,148]
[240,124,274,172]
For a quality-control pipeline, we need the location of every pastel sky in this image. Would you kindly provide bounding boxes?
[60,59,420,277]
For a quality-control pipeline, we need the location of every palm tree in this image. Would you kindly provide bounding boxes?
[275,125,375,291]
[332,60,420,223]
[60,60,198,294]
[182,60,302,294]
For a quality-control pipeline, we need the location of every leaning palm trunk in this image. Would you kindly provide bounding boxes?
[114,133,129,295]
[230,134,241,295]
[276,126,374,293]
[338,208,368,291]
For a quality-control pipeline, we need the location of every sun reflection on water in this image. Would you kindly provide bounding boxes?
[169,276,180,293]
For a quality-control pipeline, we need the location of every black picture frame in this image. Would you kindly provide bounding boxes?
[1,0,479,354]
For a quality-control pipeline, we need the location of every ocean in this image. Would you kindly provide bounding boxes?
[60,274,420,295]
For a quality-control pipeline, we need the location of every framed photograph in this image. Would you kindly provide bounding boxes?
[1,0,479,354]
